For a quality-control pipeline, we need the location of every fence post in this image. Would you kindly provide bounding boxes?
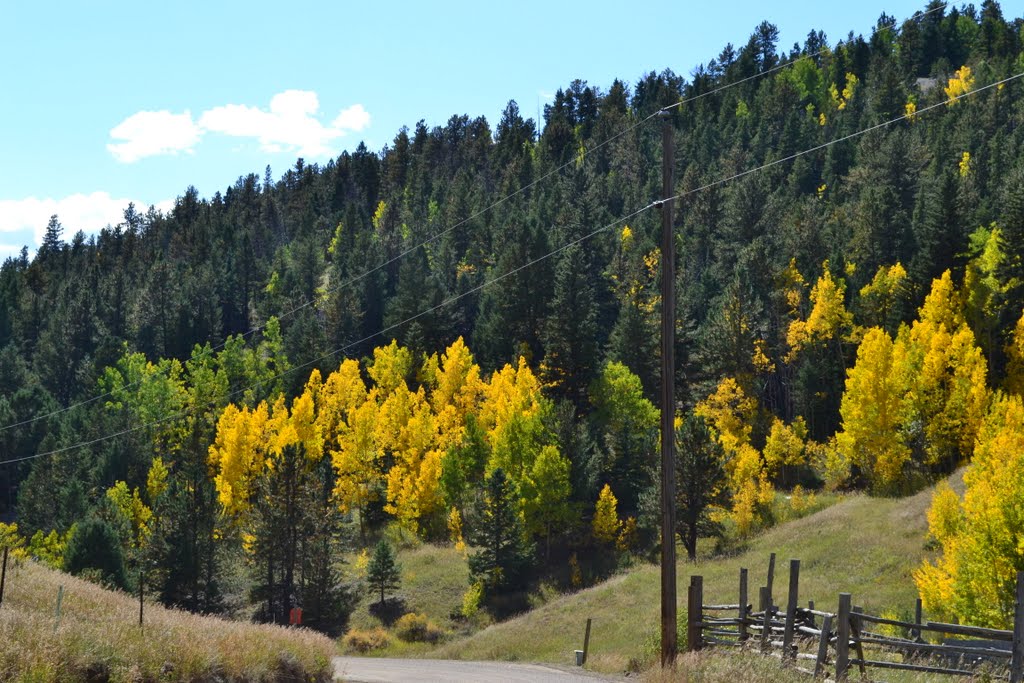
[913,597,922,641]
[766,553,776,610]
[738,567,749,642]
[814,614,833,678]
[1012,571,1024,683]
[836,593,851,681]
[138,569,144,628]
[782,559,800,661]
[53,584,64,633]
[687,575,703,652]
[0,546,8,608]
[760,587,773,653]
[851,605,866,677]
[582,618,592,666]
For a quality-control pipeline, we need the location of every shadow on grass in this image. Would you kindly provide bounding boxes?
[369,596,408,626]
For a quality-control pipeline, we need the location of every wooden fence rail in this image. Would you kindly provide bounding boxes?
[687,556,1024,682]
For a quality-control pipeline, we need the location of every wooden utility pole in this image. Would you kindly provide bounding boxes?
[659,111,677,667]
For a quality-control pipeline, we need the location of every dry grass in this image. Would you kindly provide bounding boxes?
[641,650,994,683]
[433,474,961,675]
[0,559,336,682]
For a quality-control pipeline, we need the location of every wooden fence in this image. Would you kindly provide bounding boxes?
[687,553,1024,681]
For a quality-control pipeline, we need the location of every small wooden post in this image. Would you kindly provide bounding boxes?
[814,614,833,678]
[913,597,923,642]
[782,559,800,660]
[582,618,592,666]
[766,553,776,609]
[53,584,64,633]
[687,575,703,652]
[851,605,866,677]
[1011,571,1024,683]
[836,593,851,681]
[738,568,749,641]
[760,587,773,653]
[138,569,144,628]
[782,557,798,659]
[807,600,816,629]
[0,546,8,608]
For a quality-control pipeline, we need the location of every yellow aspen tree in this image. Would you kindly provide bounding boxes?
[696,378,773,533]
[208,402,270,516]
[1004,311,1024,395]
[431,337,484,453]
[762,417,807,476]
[524,444,571,557]
[900,271,989,471]
[786,261,855,361]
[835,327,910,491]
[368,339,413,396]
[332,395,382,516]
[480,357,549,486]
[383,393,443,531]
[944,65,975,104]
[858,263,909,330]
[963,226,1006,365]
[915,393,1024,628]
[106,480,154,554]
[592,484,621,545]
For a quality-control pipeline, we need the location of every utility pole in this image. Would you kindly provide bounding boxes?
[659,110,677,667]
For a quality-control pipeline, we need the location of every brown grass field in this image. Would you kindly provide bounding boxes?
[0,559,336,682]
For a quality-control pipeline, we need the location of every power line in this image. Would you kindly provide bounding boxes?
[0,3,948,436]
[3,65,1017,469]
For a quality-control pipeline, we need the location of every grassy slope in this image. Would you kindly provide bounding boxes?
[346,543,491,655]
[0,560,336,682]
[433,475,959,674]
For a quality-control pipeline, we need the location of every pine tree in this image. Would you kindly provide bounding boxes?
[468,468,534,598]
[540,242,598,409]
[675,413,729,560]
[366,539,401,606]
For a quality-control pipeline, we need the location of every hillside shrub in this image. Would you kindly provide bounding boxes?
[342,627,391,653]
[394,612,444,643]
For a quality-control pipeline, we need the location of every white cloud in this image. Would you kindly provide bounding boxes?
[332,103,371,133]
[109,91,371,163]
[0,192,170,248]
[107,110,203,163]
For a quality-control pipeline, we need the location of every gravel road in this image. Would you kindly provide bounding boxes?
[333,657,616,682]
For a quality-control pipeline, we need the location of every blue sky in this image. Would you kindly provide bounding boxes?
[0,0,938,258]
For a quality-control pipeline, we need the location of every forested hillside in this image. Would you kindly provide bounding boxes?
[2,1,1024,635]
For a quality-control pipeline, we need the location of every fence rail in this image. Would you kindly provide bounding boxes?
[687,553,1024,682]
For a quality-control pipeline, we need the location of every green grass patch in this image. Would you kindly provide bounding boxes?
[432,475,955,675]
[347,542,491,654]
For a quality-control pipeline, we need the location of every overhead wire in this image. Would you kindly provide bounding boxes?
[0,2,950,434]
[3,65,1019,468]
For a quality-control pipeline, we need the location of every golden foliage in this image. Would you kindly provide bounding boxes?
[835,327,909,490]
[786,261,854,361]
[1005,311,1024,395]
[958,151,972,178]
[915,394,1024,628]
[592,484,621,545]
[944,65,975,105]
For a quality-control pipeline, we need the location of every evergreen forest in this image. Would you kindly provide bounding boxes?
[2,0,1024,635]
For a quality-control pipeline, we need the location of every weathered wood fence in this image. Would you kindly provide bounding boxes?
[688,553,1024,681]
